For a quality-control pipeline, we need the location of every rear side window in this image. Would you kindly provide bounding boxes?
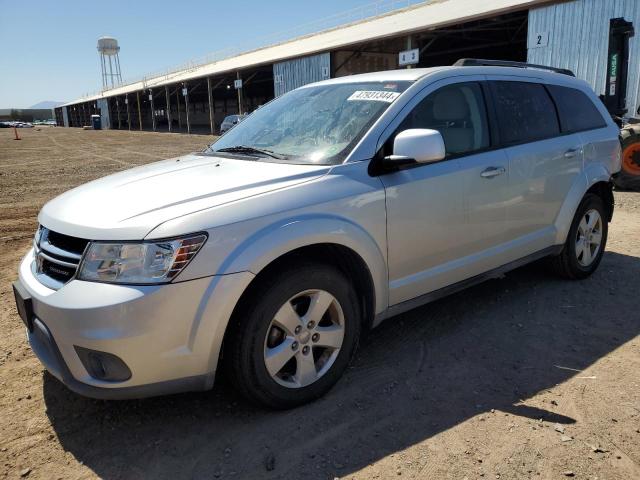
[547,85,607,133]
[490,81,560,145]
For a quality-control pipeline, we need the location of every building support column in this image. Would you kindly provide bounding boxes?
[183,83,191,134]
[176,88,182,131]
[165,85,172,133]
[125,95,131,131]
[207,77,215,136]
[116,98,121,129]
[136,91,142,131]
[236,71,243,115]
[149,89,156,131]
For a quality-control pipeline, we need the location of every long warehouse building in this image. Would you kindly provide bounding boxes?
[56,0,640,135]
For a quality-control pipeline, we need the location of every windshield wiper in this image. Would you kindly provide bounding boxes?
[214,145,287,160]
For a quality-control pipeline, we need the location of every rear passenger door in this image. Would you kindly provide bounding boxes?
[546,84,616,181]
[488,79,583,259]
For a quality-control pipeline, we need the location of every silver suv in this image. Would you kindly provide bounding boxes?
[14,64,621,408]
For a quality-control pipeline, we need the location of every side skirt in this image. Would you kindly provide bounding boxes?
[374,245,563,325]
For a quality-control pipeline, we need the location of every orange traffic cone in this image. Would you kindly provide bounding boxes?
[13,126,21,140]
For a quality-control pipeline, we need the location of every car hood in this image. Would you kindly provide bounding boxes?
[39,153,330,240]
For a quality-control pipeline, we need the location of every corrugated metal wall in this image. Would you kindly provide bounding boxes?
[528,0,640,116]
[62,106,69,128]
[273,53,331,97]
[97,98,111,129]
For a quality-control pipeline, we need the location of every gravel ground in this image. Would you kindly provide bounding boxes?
[0,128,639,480]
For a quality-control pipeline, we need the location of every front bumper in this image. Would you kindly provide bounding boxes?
[17,248,254,399]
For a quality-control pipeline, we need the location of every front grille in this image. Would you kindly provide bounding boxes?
[33,227,90,289]
[46,229,89,256]
[41,258,76,282]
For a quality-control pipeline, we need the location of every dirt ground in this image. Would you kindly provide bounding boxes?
[0,127,638,480]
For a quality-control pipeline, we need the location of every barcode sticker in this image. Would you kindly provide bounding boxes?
[347,91,401,103]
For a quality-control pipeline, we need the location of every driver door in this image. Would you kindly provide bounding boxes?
[378,78,511,306]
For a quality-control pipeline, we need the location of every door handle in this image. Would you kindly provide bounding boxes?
[564,147,582,158]
[480,166,506,178]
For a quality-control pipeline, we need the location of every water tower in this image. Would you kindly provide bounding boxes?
[97,36,123,90]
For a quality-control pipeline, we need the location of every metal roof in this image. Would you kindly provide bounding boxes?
[64,0,552,107]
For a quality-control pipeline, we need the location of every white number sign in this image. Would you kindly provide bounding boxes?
[531,32,549,48]
[399,48,419,66]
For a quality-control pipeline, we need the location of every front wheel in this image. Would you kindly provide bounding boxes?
[550,194,608,279]
[225,262,361,409]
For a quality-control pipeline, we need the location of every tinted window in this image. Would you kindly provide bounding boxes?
[397,82,490,156]
[547,85,607,133]
[490,81,560,145]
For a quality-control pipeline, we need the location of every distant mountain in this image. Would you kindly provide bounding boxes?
[28,101,65,109]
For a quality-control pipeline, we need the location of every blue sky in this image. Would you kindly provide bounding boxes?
[0,0,379,108]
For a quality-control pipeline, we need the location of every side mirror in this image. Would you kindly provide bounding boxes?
[387,129,446,167]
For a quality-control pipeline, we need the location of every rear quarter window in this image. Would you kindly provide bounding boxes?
[547,85,608,133]
[490,81,560,145]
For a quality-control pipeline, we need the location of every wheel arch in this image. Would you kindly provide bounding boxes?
[234,242,377,329]
[585,181,614,222]
[211,214,388,371]
[218,214,388,316]
[554,166,613,245]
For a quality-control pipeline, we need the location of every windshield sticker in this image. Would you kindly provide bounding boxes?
[347,90,401,103]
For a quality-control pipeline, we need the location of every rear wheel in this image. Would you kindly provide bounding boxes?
[613,125,640,190]
[550,194,608,279]
[225,262,361,409]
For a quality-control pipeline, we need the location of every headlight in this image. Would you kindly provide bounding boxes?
[77,233,207,284]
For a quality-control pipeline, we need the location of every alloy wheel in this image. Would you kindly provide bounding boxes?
[575,208,603,267]
[263,289,345,388]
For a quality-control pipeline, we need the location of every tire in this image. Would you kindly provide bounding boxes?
[224,262,361,409]
[613,125,640,190]
[550,193,608,280]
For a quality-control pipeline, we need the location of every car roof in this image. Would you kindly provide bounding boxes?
[304,65,589,90]
[306,67,451,86]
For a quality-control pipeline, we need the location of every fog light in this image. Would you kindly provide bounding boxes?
[74,346,132,382]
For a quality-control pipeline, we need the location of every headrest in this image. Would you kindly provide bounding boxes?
[432,88,470,121]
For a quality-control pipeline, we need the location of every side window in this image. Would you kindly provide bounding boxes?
[490,81,560,145]
[397,82,490,156]
[547,85,608,133]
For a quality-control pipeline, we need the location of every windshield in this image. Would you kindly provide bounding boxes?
[206,81,411,164]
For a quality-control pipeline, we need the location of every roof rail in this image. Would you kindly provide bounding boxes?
[454,58,575,77]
